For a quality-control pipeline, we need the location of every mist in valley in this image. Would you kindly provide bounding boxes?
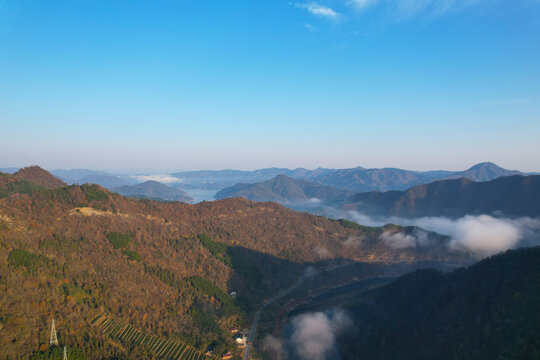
[288,199,540,258]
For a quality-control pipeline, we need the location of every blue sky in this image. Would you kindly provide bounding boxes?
[0,0,539,172]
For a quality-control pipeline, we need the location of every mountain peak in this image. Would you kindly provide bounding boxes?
[460,162,521,182]
[13,165,66,189]
[273,174,295,181]
[466,162,501,171]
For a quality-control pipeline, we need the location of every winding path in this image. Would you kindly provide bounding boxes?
[243,269,312,360]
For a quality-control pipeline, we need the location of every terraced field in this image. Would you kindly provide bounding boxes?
[91,315,207,360]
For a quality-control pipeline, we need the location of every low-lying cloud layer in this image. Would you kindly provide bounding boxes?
[344,210,540,257]
[314,246,331,259]
[262,334,284,358]
[130,174,183,184]
[379,227,430,249]
[291,310,352,360]
[380,231,417,249]
[263,310,352,360]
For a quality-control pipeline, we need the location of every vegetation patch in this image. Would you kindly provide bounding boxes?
[186,276,240,317]
[338,218,368,231]
[0,174,45,198]
[81,184,109,202]
[198,234,264,290]
[8,249,63,277]
[197,234,230,265]
[107,232,132,249]
[121,249,141,261]
[30,346,86,360]
[143,263,187,293]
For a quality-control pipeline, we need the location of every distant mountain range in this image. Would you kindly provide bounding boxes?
[345,175,540,218]
[113,180,193,202]
[4,162,526,204]
[339,246,540,360]
[309,162,523,192]
[217,173,540,218]
[49,169,137,188]
[215,174,354,204]
[178,162,524,193]
[1,162,531,198]
[0,167,19,174]
[170,167,337,190]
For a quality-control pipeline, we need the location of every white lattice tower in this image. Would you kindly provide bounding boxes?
[63,346,67,360]
[50,318,59,347]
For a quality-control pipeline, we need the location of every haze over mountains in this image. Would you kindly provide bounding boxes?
[175,162,524,193]
[2,162,535,216]
[113,181,194,202]
[0,162,524,192]
[215,173,540,219]
[3,162,525,202]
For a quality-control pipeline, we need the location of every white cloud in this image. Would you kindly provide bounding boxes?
[303,22,317,31]
[345,0,500,18]
[347,0,380,10]
[341,208,540,257]
[314,246,331,259]
[449,215,523,256]
[344,235,364,247]
[380,231,418,249]
[411,215,530,256]
[293,202,540,258]
[262,335,284,358]
[294,3,340,19]
[291,310,352,360]
[130,174,183,184]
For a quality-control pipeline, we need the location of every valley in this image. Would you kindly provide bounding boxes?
[3,2,539,358]
[0,167,474,359]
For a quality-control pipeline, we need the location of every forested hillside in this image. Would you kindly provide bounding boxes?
[339,247,540,360]
[0,169,468,359]
[214,174,354,204]
[344,175,540,218]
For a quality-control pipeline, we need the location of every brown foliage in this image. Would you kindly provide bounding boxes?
[0,182,466,358]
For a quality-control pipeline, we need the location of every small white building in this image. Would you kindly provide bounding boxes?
[234,332,247,347]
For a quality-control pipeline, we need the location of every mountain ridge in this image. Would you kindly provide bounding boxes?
[339,246,540,360]
[214,174,354,204]
[0,172,469,358]
[113,180,194,202]
[174,162,528,193]
[345,174,540,218]
[13,166,67,189]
